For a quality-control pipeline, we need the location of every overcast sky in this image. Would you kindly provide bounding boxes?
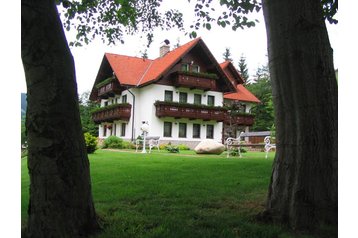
[17,1,339,94]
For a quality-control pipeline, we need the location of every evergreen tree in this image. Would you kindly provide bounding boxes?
[79,91,99,137]
[238,54,249,83]
[246,64,274,131]
[222,47,233,62]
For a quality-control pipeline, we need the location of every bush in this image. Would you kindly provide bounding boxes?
[123,140,136,149]
[166,145,179,153]
[177,144,190,150]
[228,147,247,156]
[84,132,97,154]
[103,136,124,149]
[159,143,167,150]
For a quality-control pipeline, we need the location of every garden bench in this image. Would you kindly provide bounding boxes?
[135,136,160,153]
[225,132,275,159]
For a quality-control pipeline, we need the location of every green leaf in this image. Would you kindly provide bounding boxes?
[205,23,211,30]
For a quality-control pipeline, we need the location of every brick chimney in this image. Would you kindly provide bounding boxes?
[159,44,170,57]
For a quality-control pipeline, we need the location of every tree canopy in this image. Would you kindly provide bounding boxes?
[56,0,337,47]
[246,63,274,131]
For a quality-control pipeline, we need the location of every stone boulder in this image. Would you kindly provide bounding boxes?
[194,139,225,155]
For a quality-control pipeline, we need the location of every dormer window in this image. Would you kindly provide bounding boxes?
[192,65,200,73]
[181,63,189,71]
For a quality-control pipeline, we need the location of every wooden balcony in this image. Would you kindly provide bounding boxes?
[224,114,255,126]
[92,104,132,124]
[174,71,217,91]
[96,78,122,99]
[155,101,226,122]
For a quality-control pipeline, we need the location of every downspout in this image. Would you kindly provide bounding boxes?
[127,88,135,142]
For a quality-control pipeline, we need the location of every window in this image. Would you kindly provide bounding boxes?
[122,95,127,103]
[121,123,126,136]
[181,63,189,71]
[207,95,215,106]
[103,125,107,137]
[194,94,202,105]
[192,65,200,73]
[163,122,172,137]
[164,90,173,102]
[112,124,116,136]
[206,125,214,139]
[193,124,201,138]
[179,92,188,103]
[104,101,108,106]
[241,104,247,113]
[179,123,187,138]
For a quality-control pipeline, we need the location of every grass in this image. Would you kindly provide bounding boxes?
[21,150,328,238]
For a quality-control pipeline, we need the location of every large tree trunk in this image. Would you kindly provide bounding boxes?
[21,1,100,237]
[261,0,338,231]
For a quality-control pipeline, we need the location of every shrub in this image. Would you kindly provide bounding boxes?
[229,147,247,156]
[123,140,136,149]
[166,145,179,153]
[177,144,190,150]
[159,143,167,150]
[84,132,97,154]
[103,136,124,149]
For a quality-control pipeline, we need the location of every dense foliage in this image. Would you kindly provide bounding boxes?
[84,132,98,154]
[246,64,274,131]
[79,91,98,136]
[103,136,125,149]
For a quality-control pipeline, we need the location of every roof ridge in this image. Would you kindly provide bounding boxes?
[152,37,201,61]
[136,60,154,86]
[105,52,154,61]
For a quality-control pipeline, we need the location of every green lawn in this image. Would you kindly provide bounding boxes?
[21,150,322,238]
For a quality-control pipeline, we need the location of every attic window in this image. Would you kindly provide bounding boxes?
[181,64,189,71]
[192,65,200,73]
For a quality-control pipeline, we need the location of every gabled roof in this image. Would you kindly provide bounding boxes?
[220,61,260,103]
[224,84,261,103]
[103,38,200,87]
[105,53,153,86]
[137,38,201,86]
[91,37,236,93]
[220,61,245,85]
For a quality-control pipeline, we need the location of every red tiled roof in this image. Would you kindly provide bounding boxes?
[224,84,261,103]
[219,61,244,85]
[138,38,201,85]
[105,53,153,86]
[220,61,260,103]
[105,38,201,86]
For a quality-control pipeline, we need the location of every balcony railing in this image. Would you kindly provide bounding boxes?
[92,103,132,124]
[224,114,255,126]
[155,101,227,122]
[173,71,217,91]
[96,78,122,98]
[155,101,254,125]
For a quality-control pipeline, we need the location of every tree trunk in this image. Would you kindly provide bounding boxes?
[261,0,338,231]
[21,1,100,237]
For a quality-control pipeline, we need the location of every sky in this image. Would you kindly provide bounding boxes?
[17,1,339,95]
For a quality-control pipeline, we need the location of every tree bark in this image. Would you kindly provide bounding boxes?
[261,0,338,231]
[21,1,100,237]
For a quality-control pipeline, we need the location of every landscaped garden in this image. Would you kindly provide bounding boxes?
[21,150,332,237]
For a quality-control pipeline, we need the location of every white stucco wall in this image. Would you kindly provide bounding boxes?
[98,84,225,144]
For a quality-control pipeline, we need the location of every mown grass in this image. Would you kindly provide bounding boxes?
[21,150,328,238]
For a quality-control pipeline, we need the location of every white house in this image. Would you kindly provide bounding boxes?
[89,37,260,148]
